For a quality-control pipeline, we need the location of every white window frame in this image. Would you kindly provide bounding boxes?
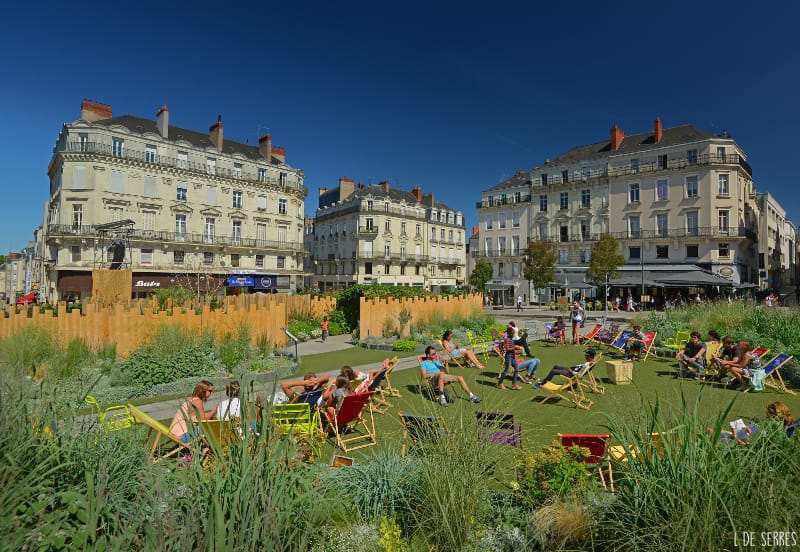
[232,190,243,209]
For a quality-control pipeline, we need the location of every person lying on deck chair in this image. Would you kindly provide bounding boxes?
[533,349,596,389]
[280,372,329,399]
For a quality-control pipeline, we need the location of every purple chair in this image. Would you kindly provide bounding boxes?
[476,411,521,447]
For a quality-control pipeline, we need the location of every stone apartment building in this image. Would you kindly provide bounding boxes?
[40,100,307,302]
[309,178,466,291]
[475,118,776,303]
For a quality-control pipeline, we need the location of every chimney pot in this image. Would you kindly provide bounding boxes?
[80,99,113,122]
[654,116,663,143]
[411,186,423,202]
[610,124,625,151]
[156,104,169,139]
[258,133,272,162]
[209,115,224,152]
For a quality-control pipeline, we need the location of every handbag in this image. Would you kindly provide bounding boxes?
[750,368,766,392]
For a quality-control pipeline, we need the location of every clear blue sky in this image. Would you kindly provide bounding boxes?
[2,1,799,253]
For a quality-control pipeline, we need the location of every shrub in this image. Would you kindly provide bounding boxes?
[515,442,593,509]
[219,323,252,372]
[392,340,418,352]
[122,326,218,387]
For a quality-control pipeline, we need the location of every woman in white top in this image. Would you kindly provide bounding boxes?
[217,380,242,420]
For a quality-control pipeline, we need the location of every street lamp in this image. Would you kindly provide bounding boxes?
[640,235,645,309]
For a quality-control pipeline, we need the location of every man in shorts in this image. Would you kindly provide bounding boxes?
[420,346,481,407]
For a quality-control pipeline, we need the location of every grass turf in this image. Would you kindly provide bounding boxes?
[311,339,800,462]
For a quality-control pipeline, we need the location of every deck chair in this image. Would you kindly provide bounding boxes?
[476,411,521,447]
[127,404,187,462]
[663,331,691,352]
[437,339,468,369]
[698,342,723,379]
[638,332,657,361]
[752,346,770,359]
[320,391,377,453]
[558,433,616,492]
[198,420,238,454]
[380,356,402,398]
[398,412,448,456]
[610,330,633,351]
[418,355,456,402]
[596,323,621,345]
[537,367,594,410]
[360,367,394,414]
[580,323,604,344]
[272,403,321,438]
[578,353,605,395]
[753,353,796,395]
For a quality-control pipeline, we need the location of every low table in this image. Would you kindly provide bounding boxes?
[606,360,633,385]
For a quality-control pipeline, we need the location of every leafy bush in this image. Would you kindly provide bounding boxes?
[335,284,429,331]
[392,340,419,352]
[515,442,593,508]
[219,323,251,372]
[326,308,350,336]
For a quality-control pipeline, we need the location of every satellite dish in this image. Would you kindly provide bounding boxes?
[219,260,226,267]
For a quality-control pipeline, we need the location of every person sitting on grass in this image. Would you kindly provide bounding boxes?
[420,345,481,407]
[624,325,647,361]
[441,330,485,369]
[710,418,759,446]
[169,380,218,444]
[533,349,596,389]
[766,401,798,437]
[676,332,707,378]
[280,372,329,399]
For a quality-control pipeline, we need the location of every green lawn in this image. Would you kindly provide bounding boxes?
[310,340,800,461]
[298,347,419,374]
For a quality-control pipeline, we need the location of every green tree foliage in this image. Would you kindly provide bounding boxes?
[586,233,624,285]
[470,260,493,292]
[334,284,429,330]
[523,241,557,291]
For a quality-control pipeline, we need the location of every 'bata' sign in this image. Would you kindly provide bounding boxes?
[135,280,161,287]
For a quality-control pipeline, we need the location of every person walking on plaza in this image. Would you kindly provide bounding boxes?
[516,294,523,312]
[321,316,329,342]
[627,294,635,312]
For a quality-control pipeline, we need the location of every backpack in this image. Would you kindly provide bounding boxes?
[443,387,457,404]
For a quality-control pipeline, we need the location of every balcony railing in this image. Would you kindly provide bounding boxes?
[57,141,306,193]
[46,224,306,253]
[477,195,532,209]
[358,225,378,234]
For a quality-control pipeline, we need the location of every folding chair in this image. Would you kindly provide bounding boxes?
[699,342,722,379]
[610,330,632,351]
[558,433,616,492]
[580,323,604,344]
[85,395,135,431]
[320,391,377,453]
[361,367,394,414]
[752,346,770,359]
[545,322,566,345]
[466,331,491,365]
[127,404,188,462]
[578,353,605,395]
[755,353,795,395]
[198,420,239,455]
[381,356,402,398]
[663,331,691,352]
[640,332,657,361]
[272,403,321,438]
[537,372,594,410]
[398,412,448,456]
[476,411,521,447]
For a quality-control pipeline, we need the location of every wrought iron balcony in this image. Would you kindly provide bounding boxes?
[477,195,532,209]
[56,141,307,194]
[358,226,379,235]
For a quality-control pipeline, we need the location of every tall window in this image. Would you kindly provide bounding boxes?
[177,186,187,201]
[580,249,591,263]
[514,191,521,203]
[629,246,641,260]
[140,248,153,266]
[72,204,83,229]
[232,190,243,208]
[559,192,569,210]
[718,174,729,196]
[206,157,216,175]
[485,216,493,230]
[112,138,124,157]
[686,211,699,236]
[280,172,287,186]
[206,185,217,205]
[384,244,391,258]
[511,235,520,255]
[512,211,520,228]
[416,223,421,237]
[562,170,569,183]
[203,252,214,265]
[145,145,157,163]
[686,176,698,197]
[258,167,266,182]
[257,223,266,243]
[559,224,569,242]
[70,245,81,262]
[487,195,494,207]
[277,226,287,244]
[717,146,726,161]
[630,158,640,174]
[177,151,187,168]
[205,218,215,243]
[175,214,186,238]
[539,195,548,212]
[656,179,668,201]
[484,237,493,255]
[718,210,730,232]
[233,163,242,178]
[108,206,123,223]
[385,218,391,232]
[656,213,668,237]
[498,236,506,255]
[499,213,506,229]
[718,243,730,258]
[143,176,157,198]
[581,189,590,208]
[277,256,285,269]
[687,149,698,164]
[79,133,89,152]
[232,221,242,244]
[255,254,264,268]
[629,215,641,238]
[257,195,267,210]
[278,198,287,214]
[142,210,155,231]
[231,253,240,267]
[558,249,568,264]
[431,227,437,240]
[629,183,640,203]
[580,220,589,240]
[401,221,407,235]
[539,223,548,240]
[657,154,668,169]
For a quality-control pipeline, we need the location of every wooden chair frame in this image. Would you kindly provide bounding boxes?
[320,391,377,453]
[128,404,187,463]
[398,412,448,456]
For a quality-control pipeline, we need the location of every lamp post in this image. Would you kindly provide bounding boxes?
[640,236,645,309]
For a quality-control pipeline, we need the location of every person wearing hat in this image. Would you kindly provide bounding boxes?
[532,348,596,389]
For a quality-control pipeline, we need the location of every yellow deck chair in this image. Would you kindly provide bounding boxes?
[437,339,468,369]
[127,404,187,462]
[538,372,593,410]
[577,353,605,395]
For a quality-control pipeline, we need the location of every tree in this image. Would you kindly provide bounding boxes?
[524,241,557,303]
[586,234,624,310]
[470,259,493,293]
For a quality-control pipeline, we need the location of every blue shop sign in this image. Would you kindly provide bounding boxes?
[253,275,278,290]
[226,276,254,287]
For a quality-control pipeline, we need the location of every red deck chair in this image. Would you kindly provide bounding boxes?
[580,323,604,344]
[320,391,377,453]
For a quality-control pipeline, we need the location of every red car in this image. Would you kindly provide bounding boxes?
[15,292,37,306]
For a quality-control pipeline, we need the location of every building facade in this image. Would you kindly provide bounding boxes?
[475,118,763,302]
[309,179,466,290]
[42,100,307,301]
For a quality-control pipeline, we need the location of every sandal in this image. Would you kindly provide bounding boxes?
[510,384,522,390]
[497,383,506,390]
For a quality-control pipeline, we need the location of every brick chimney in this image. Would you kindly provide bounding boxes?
[654,116,663,143]
[80,99,112,122]
[423,192,435,207]
[339,177,355,199]
[156,104,169,139]
[610,124,625,151]
[258,133,272,162]
[209,115,223,152]
[472,225,479,236]
[379,180,390,192]
[318,187,328,196]
[272,146,286,163]
[411,186,423,202]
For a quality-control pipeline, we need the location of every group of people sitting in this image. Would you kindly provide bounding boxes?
[675,330,764,391]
